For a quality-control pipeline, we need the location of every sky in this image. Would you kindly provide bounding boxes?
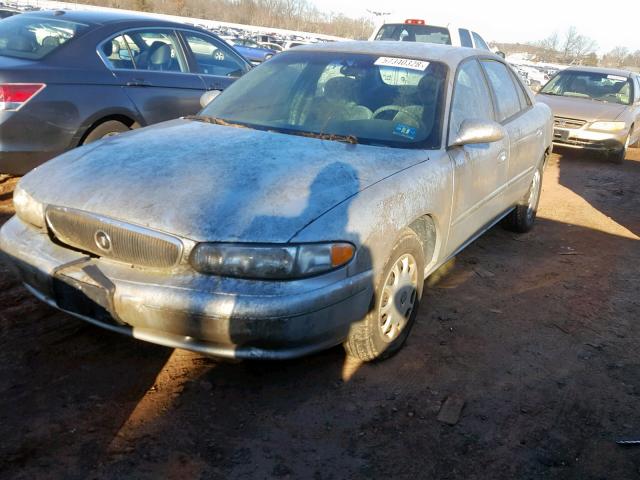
[313,0,640,53]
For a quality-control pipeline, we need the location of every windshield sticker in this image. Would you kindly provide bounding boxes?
[375,57,430,71]
[607,75,627,81]
[393,124,417,140]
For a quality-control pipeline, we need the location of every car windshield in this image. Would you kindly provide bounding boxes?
[374,24,452,45]
[0,15,88,60]
[201,51,448,149]
[541,70,633,105]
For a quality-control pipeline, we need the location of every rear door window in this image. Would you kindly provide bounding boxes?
[101,34,135,69]
[102,29,188,73]
[182,31,247,77]
[481,60,522,122]
[472,32,490,51]
[459,29,473,48]
[510,70,532,109]
[0,15,88,59]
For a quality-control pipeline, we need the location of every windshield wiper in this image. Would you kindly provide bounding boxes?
[184,115,247,129]
[283,129,359,145]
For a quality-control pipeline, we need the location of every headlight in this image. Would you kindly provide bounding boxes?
[13,184,45,228]
[190,242,355,279]
[589,121,627,132]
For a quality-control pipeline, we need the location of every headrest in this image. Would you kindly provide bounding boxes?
[150,43,172,65]
[417,75,441,105]
[324,77,356,102]
[41,36,60,49]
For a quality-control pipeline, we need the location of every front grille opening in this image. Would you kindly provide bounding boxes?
[46,206,183,269]
[553,116,587,129]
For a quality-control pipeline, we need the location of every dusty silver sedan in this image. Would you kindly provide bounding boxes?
[0,42,553,361]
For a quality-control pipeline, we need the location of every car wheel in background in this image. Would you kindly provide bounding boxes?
[629,125,639,148]
[503,164,543,233]
[344,229,425,362]
[82,120,130,145]
[610,133,630,164]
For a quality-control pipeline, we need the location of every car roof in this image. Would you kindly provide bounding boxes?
[16,9,189,28]
[292,40,493,66]
[562,65,636,78]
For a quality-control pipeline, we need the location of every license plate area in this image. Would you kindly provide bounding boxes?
[52,260,120,325]
[554,128,570,141]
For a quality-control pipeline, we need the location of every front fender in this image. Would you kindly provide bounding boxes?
[291,151,454,278]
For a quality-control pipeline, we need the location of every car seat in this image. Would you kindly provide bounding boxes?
[393,72,443,136]
[305,77,372,128]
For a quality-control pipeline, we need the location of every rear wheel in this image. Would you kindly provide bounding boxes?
[344,229,425,362]
[82,120,130,145]
[503,165,542,233]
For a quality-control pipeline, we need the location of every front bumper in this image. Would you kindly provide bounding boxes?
[0,216,374,359]
[552,127,628,152]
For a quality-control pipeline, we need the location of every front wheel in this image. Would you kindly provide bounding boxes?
[503,165,542,233]
[610,133,630,164]
[344,229,425,362]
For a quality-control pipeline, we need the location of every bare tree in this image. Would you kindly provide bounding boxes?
[561,26,597,64]
[536,31,559,52]
[79,0,374,39]
[602,46,630,68]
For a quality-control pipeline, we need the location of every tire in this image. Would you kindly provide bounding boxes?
[82,120,130,145]
[344,229,425,362]
[629,125,639,148]
[610,132,630,164]
[503,164,543,233]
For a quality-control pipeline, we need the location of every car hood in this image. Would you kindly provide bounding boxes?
[536,93,627,122]
[22,119,429,243]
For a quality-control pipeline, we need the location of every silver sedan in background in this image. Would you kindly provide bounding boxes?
[0,42,552,361]
[537,67,640,163]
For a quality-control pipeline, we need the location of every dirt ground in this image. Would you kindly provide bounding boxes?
[1,147,639,480]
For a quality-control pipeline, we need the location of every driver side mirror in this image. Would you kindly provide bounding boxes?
[200,89,222,108]
[449,119,506,147]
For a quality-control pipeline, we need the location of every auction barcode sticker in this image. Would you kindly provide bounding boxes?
[375,57,430,71]
[607,75,627,81]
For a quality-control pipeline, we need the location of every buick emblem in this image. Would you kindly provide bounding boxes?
[94,230,112,253]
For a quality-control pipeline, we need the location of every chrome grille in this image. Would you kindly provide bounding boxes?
[554,116,587,129]
[46,206,183,269]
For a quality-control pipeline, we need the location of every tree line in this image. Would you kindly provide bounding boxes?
[497,26,639,69]
[80,0,374,39]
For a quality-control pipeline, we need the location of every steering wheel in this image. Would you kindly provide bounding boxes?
[373,105,422,126]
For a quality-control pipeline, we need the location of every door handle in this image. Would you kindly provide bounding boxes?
[126,79,152,87]
[498,151,508,163]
